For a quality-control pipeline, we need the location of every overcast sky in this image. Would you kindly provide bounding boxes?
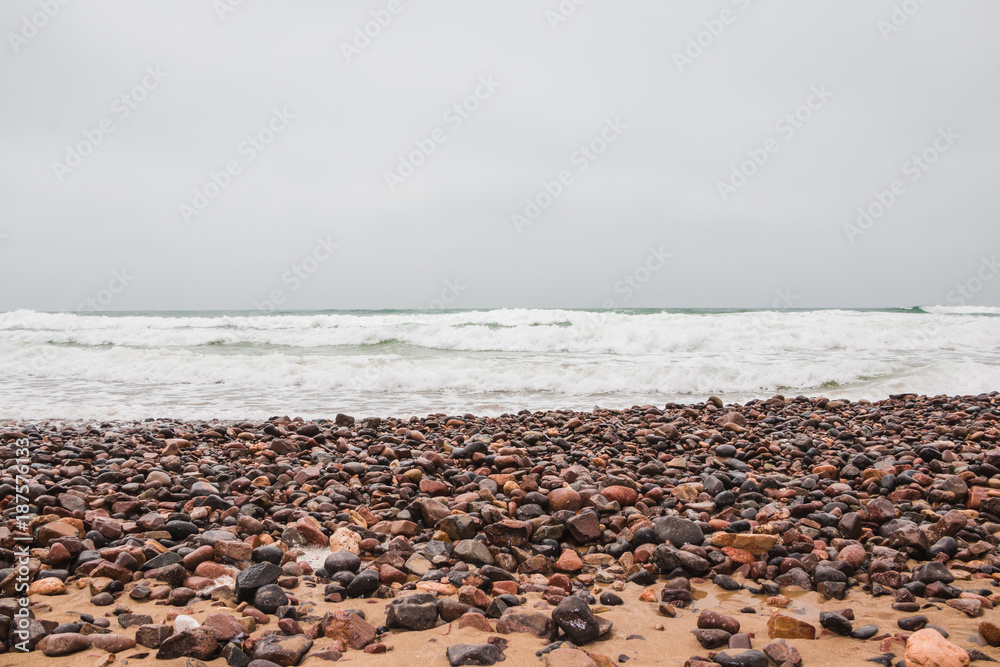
[1,0,999,311]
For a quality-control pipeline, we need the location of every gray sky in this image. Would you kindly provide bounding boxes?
[2,0,999,311]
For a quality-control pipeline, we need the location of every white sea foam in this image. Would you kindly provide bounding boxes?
[0,308,997,420]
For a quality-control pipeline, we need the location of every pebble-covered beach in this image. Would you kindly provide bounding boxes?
[5,392,1000,666]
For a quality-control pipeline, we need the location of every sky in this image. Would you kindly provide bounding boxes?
[1,0,999,312]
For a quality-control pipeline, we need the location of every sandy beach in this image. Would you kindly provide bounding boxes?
[4,393,1000,666]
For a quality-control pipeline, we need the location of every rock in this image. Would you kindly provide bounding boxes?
[979,621,1000,647]
[236,561,282,602]
[203,613,247,642]
[496,610,557,640]
[549,488,583,512]
[136,624,174,649]
[709,533,777,555]
[653,517,704,547]
[905,628,970,667]
[29,577,67,595]
[851,625,879,640]
[329,527,362,554]
[599,592,623,606]
[819,611,852,636]
[385,595,440,631]
[39,633,92,656]
[698,610,739,635]
[156,628,219,660]
[454,540,495,567]
[552,596,603,645]
[693,629,731,649]
[767,614,816,640]
[253,634,313,667]
[446,642,506,666]
[899,615,929,632]
[762,639,801,667]
[118,613,154,629]
[88,633,136,653]
[323,551,361,575]
[254,584,289,614]
[315,611,376,650]
[458,612,494,633]
[601,486,638,506]
[545,647,598,667]
[913,561,955,585]
[713,650,768,667]
[566,513,602,543]
[341,569,377,598]
[555,549,584,573]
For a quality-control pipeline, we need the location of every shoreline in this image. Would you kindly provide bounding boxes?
[3,389,997,426]
[4,392,1000,665]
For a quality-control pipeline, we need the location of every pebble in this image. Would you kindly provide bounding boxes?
[6,395,1000,665]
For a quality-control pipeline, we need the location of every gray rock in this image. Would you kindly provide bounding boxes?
[454,539,494,567]
[446,643,506,666]
[652,516,704,547]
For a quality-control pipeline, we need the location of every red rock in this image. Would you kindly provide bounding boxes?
[601,486,638,506]
[294,517,328,547]
[905,628,969,667]
[458,613,493,632]
[379,564,407,586]
[195,561,235,579]
[492,580,519,596]
[548,487,583,512]
[555,548,583,572]
[548,573,572,593]
[419,479,449,496]
[203,613,246,642]
[767,613,816,640]
[459,585,491,609]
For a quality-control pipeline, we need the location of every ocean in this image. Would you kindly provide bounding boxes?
[1,307,998,421]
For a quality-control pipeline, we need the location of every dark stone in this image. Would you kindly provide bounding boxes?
[446,643,506,666]
[599,592,623,606]
[323,551,361,575]
[652,516,704,547]
[897,615,928,632]
[254,584,289,614]
[236,562,282,602]
[551,596,601,645]
[819,611,852,636]
[713,650,769,667]
[345,569,380,598]
[693,628,731,649]
[850,625,879,640]
[385,594,439,631]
